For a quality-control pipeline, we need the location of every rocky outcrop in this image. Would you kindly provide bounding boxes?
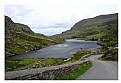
[5,16,14,27]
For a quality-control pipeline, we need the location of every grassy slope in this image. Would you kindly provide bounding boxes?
[5,58,64,71]
[5,16,57,57]
[56,61,92,80]
[52,13,118,41]
[98,19,118,61]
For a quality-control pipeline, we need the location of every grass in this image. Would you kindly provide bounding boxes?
[5,58,39,71]
[76,32,104,41]
[98,47,118,61]
[5,58,64,71]
[56,61,92,80]
[5,55,87,71]
[84,32,104,40]
[5,25,56,57]
[98,56,118,62]
[98,57,104,61]
[5,49,93,71]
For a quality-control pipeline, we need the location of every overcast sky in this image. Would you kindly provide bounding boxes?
[5,3,118,36]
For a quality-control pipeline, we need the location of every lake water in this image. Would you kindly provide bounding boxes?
[6,39,100,60]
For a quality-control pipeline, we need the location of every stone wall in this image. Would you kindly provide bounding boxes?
[13,61,89,80]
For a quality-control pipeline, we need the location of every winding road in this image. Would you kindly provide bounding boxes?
[5,59,89,79]
[77,54,118,80]
[5,54,118,80]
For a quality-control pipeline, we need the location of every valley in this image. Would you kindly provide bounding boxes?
[5,13,118,80]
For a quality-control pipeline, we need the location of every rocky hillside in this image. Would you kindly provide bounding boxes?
[5,16,57,57]
[52,13,118,41]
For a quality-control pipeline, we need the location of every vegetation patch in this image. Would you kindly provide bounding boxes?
[56,61,92,80]
[5,58,64,71]
[98,47,118,61]
[64,49,92,64]
[5,49,92,71]
[98,57,104,61]
[72,49,87,60]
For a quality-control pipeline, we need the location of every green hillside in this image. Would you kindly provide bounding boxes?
[52,13,118,61]
[98,19,118,61]
[52,13,118,41]
[5,16,57,57]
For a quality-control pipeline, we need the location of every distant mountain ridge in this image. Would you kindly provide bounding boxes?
[52,13,118,41]
[5,16,57,57]
[71,13,117,29]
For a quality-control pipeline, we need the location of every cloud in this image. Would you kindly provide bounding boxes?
[5,4,118,36]
[5,5,32,20]
[32,22,72,29]
[32,27,70,36]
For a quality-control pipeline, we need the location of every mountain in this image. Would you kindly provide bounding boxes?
[52,13,118,41]
[52,13,118,61]
[5,16,57,57]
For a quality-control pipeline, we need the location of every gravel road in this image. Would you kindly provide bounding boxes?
[77,54,118,80]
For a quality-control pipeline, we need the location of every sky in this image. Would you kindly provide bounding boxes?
[5,3,118,36]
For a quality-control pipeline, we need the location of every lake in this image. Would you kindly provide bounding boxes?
[6,39,100,60]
